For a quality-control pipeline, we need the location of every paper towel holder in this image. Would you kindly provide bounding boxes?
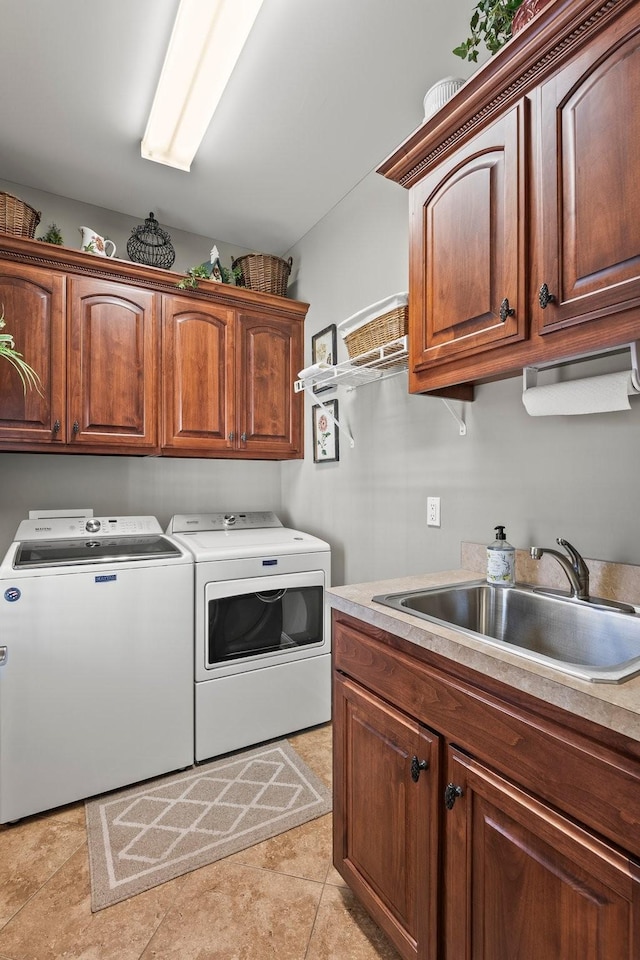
[523,341,640,394]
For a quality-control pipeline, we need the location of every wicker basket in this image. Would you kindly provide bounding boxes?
[233,253,292,297]
[344,305,408,363]
[0,192,41,238]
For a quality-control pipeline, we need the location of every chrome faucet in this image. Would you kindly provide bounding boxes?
[529,538,590,601]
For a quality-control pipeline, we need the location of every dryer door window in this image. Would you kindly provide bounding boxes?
[205,572,325,667]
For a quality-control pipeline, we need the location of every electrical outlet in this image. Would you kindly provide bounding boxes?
[427,496,441,527]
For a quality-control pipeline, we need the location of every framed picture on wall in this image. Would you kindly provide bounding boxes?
[311,324,337,393]
[312,399,339,463]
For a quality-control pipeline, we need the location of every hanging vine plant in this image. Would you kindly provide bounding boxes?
[453,0,524,62]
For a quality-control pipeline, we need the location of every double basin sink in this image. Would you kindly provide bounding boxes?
[373,580,640,683]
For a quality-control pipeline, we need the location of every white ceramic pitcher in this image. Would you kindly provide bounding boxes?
[79,226,116,258]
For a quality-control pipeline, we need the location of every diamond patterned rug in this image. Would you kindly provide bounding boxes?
[85,740,332,911]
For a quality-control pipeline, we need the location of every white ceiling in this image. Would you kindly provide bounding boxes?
[0,0,478,254]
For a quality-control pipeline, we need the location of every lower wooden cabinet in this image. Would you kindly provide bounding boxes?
[444,749,638,960]
[332,612,640,960]
[333,675,439,960]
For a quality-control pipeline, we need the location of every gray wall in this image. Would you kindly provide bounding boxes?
[0,177,252,276]
[283,171,640,586]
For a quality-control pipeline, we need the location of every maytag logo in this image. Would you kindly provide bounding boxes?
[35,526,52,532]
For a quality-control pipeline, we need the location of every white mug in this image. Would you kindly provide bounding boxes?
[79,226,116,258]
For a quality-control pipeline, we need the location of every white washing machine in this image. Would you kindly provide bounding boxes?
[0,511,194,823]
[166,511,331,761]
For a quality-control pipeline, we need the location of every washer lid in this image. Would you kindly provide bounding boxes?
[13,535,183,569]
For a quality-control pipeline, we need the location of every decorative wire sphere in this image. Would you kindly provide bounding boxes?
[127,212,176,269]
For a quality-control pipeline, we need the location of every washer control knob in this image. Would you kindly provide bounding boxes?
[224,515,237,526]
[86,519,101,533]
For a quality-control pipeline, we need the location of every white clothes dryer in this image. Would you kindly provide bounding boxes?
[166,512,331,762]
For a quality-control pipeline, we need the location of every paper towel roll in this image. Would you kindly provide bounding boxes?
[522,370,639,416]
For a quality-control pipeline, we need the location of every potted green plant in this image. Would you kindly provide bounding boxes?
[38,222,64,245]
[0,306,42,393]
[453,0,524,61]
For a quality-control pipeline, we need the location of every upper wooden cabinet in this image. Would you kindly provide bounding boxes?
[236,310,303,459]
[534,5,640,335]
[162,296,235,455]
[0,260,65,444]
[409,105,526,369]
[379,0,640,393]
[161,300,303,459]
[67,276,158,451]
[0,236,307,458]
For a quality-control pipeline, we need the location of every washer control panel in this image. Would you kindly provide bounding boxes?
[13,516,163,541]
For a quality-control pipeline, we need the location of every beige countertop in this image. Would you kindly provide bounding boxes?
[328,562,640,743]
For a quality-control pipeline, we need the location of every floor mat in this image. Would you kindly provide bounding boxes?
[85,739,332,911]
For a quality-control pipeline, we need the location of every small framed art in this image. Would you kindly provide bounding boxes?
[312,400,339,463]
[311,324,337,393]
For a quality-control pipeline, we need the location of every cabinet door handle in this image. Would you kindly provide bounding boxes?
[52,419,61,435]
[499,298,515,322]
[410,756,429,782]
[72,420,80,434]
[444,783,463,810]
[538,283,556,309]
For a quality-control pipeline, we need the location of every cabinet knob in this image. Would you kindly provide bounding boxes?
[538,283,556,309]
[240,433,247,443]
[410,756,429,782]
[499,298,515,322]
[444,783,463,810]
[72,420,80,434]
[52,419,61,435]
[228,432,235,442]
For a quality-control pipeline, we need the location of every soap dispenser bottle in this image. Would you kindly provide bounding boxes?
[487,525,515,586]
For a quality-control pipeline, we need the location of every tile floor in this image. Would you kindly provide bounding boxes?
[0,723,402,960]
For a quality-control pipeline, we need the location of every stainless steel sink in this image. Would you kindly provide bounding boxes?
[372,581,640,683]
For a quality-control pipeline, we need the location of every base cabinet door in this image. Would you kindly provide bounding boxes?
[0,262,65,444]
[333,673,439,960]
[444,748,640,960]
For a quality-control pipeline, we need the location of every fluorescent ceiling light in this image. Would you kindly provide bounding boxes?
[141,0,265,172]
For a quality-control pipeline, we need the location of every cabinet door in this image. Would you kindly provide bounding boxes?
[535,7,640,337]
[162,296,235,453]
[67,277,158,449]
[444,748,640,960]
[333,674,439,960]
[409,104,526,373]
[236,311,302,458]
[0,262,65,444]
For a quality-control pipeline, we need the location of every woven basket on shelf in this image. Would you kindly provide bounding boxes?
[344,305,408,364]
[0,192,41,238]
[233,253,293,297]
